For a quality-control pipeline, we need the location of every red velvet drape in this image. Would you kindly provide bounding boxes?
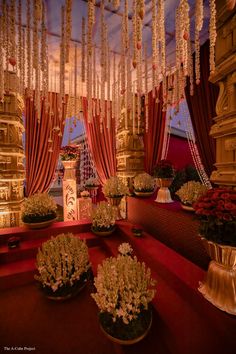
[25,92,66,196]
[185,40,219,177]
[144,84,166,174]
[83,98,116,185]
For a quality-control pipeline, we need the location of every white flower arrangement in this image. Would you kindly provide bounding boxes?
[92,247,156,325]
[92,201,116,231]
[176,181,208,206]
[35,233,91,294]
[22,193,57,223]
[133,173,155,192]
[103,176,129,198]
[85,177,99,187]
[118,242,133,256]
[81,190,90,198]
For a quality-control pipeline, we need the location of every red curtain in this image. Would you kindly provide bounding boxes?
[83,98,116,185]
[185,40,219,177]
[144,84,166,174]
[25,92,66,196]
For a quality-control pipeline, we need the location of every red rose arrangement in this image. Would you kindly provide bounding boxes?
[194,188,236,246]
[60,145,80,161]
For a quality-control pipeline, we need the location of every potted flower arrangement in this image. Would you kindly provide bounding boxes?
[133,173,155,197]
[91,201,116,236]
[35,233,91,300]
[60,145,80,161]
[194,188,236,315]
[22,193,57,229]
[153,160,175,203]
[103,177,129,219]
[91,243,156,344]
[85,177,99,189]
[176,181,208,211]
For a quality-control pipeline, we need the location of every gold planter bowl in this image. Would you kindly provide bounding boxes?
[91,226,116,237]
[156,178,173,188]
[181,204,194,212]
[23,217,57,229]
[99,311,152,345]
[134,190,154,197]
[199,237,236,315]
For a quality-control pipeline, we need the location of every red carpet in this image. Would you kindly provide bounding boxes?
[0,222,236,354]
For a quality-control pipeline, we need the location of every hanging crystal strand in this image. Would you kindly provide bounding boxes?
[74,44,77,119]
[93,46,96,100]
[183,103,211,188]
[152,0,157,93]
[96,74,99,116]
[81,17,86,83]
[87,48,92,123]
[65,0,72,63]
[195,0,203,85]
[41,1,48,107]
[100,0,106,128]
[209,0,217,74]
[9,0,16,69]
[0,14,4,102]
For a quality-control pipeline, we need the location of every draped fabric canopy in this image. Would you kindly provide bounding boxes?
[25,93,66,196]
[83,98,116,185]
[185,41,219,178]
[144,85,166,175]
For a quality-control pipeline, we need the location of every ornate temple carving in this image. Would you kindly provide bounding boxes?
[210,1,236,187]
[116,96,145,185]
[0,72,25,228]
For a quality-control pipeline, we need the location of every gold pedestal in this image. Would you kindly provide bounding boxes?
[199,237,236,315]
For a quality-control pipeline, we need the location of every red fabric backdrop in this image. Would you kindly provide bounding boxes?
[83,98,116,185]
[144,85,166,174]
[185,40,219,177]
[167,135,194,170]
[25,93,66,196]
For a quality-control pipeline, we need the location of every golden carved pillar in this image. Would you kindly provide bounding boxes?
[116,96,145,185]
[0,72,25,228]
[209,2,236,187]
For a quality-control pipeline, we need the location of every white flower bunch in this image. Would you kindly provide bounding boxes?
[22,193,57,217]
[85,177,99,187]
[103,176,129,197]
[92,201,116,230]
[92,251,156,324]
[176,181,208,206]
[81,190,90,198]
[118,243,133,256]
[35,233,90,292]
[133,173,155,192]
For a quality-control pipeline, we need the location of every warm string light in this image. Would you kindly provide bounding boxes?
[81,17,86,83]
[158,0,166,78]
[152,0,157,92]
[65,0,72,63]
[9,0,16,65]
[209,0,217,74]
[195,0,203,85]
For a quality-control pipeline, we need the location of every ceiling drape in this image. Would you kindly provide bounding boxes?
[185,40,219,178]
[144,84,166,175]
[25,92,66,196]
[83,98,116,185]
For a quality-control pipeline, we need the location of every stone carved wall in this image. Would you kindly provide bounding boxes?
[210,1,236,187]
[0,73,25,227]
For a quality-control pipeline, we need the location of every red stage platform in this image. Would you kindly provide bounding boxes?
[0,220,235,354]
[127,195,210,270]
